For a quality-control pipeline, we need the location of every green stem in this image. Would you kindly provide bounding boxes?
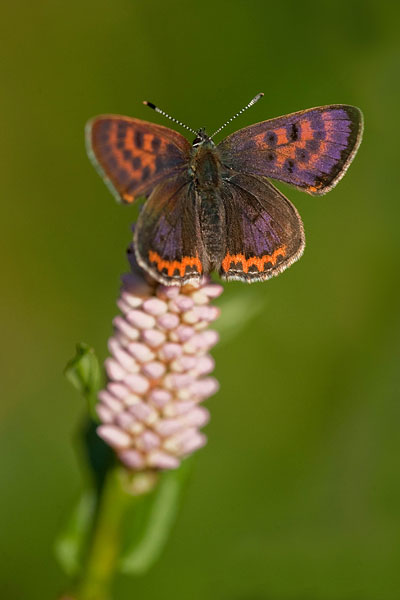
[73,467,157,600]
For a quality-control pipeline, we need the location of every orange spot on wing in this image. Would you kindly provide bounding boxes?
[143,134,156,152]
[222,246,287,274]
[149,251,202,277]
[307,180,324,193]
[299,119,314,141]
[122,129,157,170]
[275,128,288,145]
[122,193,135,203]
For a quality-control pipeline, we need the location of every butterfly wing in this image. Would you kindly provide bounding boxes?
[218,105,363,195]
[219,172,305,282]
[134,174,205,286]
[86,116,191,203]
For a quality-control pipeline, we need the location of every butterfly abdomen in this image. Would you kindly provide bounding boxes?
[198,189,226,268]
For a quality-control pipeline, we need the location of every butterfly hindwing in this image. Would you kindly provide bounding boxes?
[218,105,363,195]
[134,174,205,286]
[219,173,305,282]
[86,116,191,204]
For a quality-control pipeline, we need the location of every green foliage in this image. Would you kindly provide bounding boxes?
[119,457,195,575]
[64,342,101,421]
[54,490,97,577]
[215,289,266,344]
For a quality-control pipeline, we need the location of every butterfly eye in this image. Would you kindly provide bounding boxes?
[192,136,202,147]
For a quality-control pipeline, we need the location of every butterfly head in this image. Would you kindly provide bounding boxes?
[192,128,215,148]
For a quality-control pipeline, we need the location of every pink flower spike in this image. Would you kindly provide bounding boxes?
[97,425,132,449]
[126,309,156,330]
[98,390,124,412]
[184,330,219,353]
[201,283,224,298]
[121,273,152,298]
[96,244,222,470]
[136,430,160,452]
[120,290,143,309]
[96,404,114,423]
[190,377,220,399]
[148,387,172,407]
[169,295,194,312]
[202,330,220,347]
[191,290,209,305]
[147,450,180,470]
[117,298,132,315]
[129,402,158,424]
[141,328,167,348]
[194,355,215,375]
[162,400,197,417]
[141,361,166,379]
[157,313,180,331]
[180,406,210,428]
[157,343,183,361]
[193,305,220,322]
[171,325,195,343]
[164,373,195,390]
[154,418,183,437]
[115,411,137,429]
[112,316,140,341]
[127,342,155,363]
[156,286,180,300]
[179,432,207,456]
[142,297,168,316]
[104,383,130,400]
[124,373,150,395]
[172,355,198,372]
[163,427,203,454]
[119,449,146,470]
[122,393,141,407]
[105,357,127,381]
[108,340,140,372]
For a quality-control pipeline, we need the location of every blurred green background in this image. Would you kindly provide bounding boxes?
[1,0,400,598]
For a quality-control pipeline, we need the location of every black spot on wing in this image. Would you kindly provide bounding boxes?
[265,131,277,146]
[134,130,144,148]
[296,147,309,162]
[141,166,150,181]
[289,123,299,141]
[132,156,142,170]
[151,137,161,151]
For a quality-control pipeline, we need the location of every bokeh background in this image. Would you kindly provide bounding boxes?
[2,1,400,598]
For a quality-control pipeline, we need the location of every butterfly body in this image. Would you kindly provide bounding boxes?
[188,139,226,270]
[87,103,363,286]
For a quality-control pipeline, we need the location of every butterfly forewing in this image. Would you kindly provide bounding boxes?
[134,174,205,286]
[219,173,305,282]
[86,116,191,203]
[218,105,363,195]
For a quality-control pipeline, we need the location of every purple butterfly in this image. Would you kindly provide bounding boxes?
[86,93,363,285]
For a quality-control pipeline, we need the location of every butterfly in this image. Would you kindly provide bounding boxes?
[86,94,363,286]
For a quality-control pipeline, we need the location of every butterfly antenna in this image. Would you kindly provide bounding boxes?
[210,92,264,139]
[143,100,197,135]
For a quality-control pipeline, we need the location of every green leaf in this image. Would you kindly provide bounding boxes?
[64,342,101,420]
[119,457,195,575]
[54,489,97,576]
[215,290,266,344]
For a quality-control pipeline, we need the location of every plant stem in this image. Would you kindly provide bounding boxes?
[73,467,157,600]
